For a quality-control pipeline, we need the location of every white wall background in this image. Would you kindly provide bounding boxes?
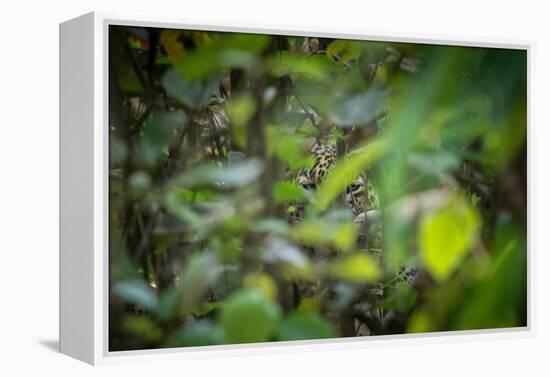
[1,0,548,375]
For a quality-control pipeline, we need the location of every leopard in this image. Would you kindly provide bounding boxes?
[289,142,380,223]
[288,142,419,301]
[287,142,426,336]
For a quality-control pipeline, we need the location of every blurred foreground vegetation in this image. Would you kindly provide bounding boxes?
[108,26,527,351]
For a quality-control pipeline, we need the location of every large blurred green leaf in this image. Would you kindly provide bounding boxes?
[277,313,336,341]
[268,52,332,80]
[419,196,480,281]
[118,69,144,92]
[138,111,187,166]
[163,320,224,348]
[268,127,314,170]
[327,253,382,282]
[379,47,462,271]
[243,273,278,301]
[173,34,269,79]
[220,289,281,344]
[452,219,527,330]
[113,279,158,311]
[262,237,312,276]
[273,181,307,204]
[226,94,256,148]
[162,69,220,108]
[326,40,365,62]
[178,253,221,314]
[122,315,163,342]
[290,217,358,253]
[176,158,264,189]
[329,87,388,127]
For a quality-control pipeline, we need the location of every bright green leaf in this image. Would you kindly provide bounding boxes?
[333,223,357,253]
[269,131,314,170]
[277,313,336,341]
[243,273,278,300]
[226,94,256,148]
[273,181,307,203]
[327,253,382,282]
[419,197,480,281]
[220,289,281,344]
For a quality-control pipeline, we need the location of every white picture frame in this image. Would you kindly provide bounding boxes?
[59,11,534,365]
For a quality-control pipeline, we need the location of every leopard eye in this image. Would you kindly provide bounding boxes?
[349,183,361,191]
[302,183,317,191]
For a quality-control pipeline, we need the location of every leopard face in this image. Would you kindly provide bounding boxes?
[345,178,380,215]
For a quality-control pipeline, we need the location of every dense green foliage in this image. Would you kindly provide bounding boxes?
[108,26,527,351]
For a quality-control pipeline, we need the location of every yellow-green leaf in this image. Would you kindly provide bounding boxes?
[327,253,382,282]
[243,273,278,300]
[419,197,480,281]
[333,223,357,253]
[226,94,256,148]
[220,289,281,344]
[406,309,434,334]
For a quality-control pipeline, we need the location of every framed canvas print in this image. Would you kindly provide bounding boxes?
[59,12,531,365]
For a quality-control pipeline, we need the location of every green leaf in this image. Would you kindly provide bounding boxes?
[163,320,224,348]
[268,52,332,80]
[162,69,220,108]
[419,197,480,281]
[113,279,158,311]
[220,289,281,344]
[408,151,460,176]
[329,87,387,127]
[138,111,187,166]
[226,94,256,127]
[262,237,311,271]
[273,181,307,203]
[122,315,163,342]
[277,313,336,341]
[252,218,290,236]
[243,273,278,300]
[155,286,179,322]
[451,219,527,330]
[171,187,217,203]
[174,34,269,79]
[327,253,382,282]
[327,40,365,62]
[269,129,314,170]
[333,223,357,253]
[406,309,434,333]
[290,217,357,253]
[177,158,264,189]
[178,253,221,314]
[118,69,144,92]
[226,94,256,148]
